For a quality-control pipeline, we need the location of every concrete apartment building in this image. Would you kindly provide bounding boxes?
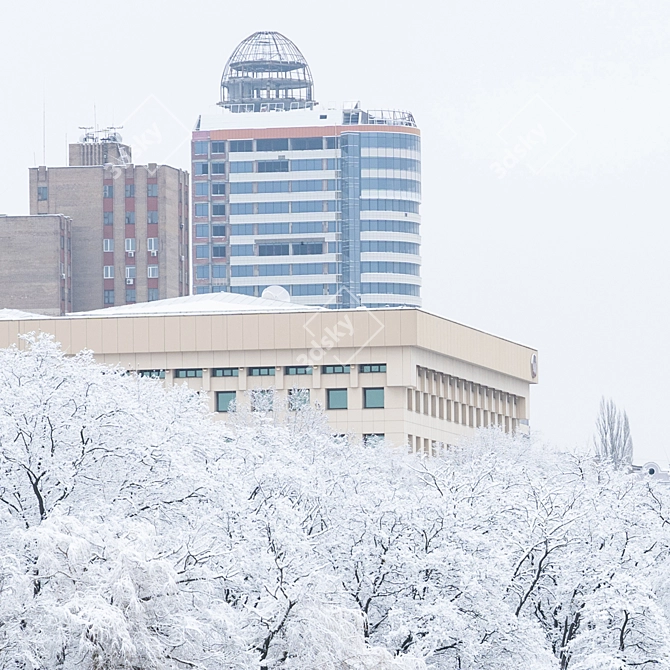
[0,293,538,452]
[30,133,189,312]
[191,31,422,309]
[0,214,72,316]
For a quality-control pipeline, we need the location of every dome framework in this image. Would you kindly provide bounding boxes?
[220,31,315,112]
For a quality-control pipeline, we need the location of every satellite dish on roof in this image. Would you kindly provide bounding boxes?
[261,285,291,302]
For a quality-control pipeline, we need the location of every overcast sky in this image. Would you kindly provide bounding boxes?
[2,0,669,464]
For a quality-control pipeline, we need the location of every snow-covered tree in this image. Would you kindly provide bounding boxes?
[594,397,633,468]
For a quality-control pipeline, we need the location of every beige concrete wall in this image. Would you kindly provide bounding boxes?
[0,215,71,316]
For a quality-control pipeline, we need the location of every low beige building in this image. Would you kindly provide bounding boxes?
[0,293,538,452]
[0,214,72,316]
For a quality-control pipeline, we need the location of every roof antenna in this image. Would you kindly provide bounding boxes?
[42,82,46,165]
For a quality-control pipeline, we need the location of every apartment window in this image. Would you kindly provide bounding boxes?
[231,245,253,256]
[258,244,289,257]
[231,224,254,236]
[230,161,253,173]
[230,182,253,194]
[175,369,203,378]
[364,388,385,409]
[230,203,254,215]
[125,211,135,225]
[230,140,253,152]
[103,239,114,252]
[147,265,159,278]
[248,367,275,376]
[257,138,288,152]
[103,266,114,279]
[212,225,226,237]
[293,243,323,256]
[196,265,209,279]
[292,221,324,234]
[148,288,159,301]
[258,223,289,235]
[323,365,350,374]
[195,224,209,238]
[212,204,226,216]
[138,369,164,378]
[125,238,136,252]
[288,388,310,410]
[104,289,114,304]
[125,289,136,303]
[125,266,136,279]
[285,366,312,375]
[196,287,210,294]
[258,202,289,215]
[257,160,289,173]
[327,389,347,410]
[259,264,290,276]
[147,183,158,197]
[193,141,208,155]
[125,184,135,198]
[147,211,158,224]
[360,364,387,373]
[212,245,226,258]
[212,265,226,278]
[103,185,113,198]
[212,368,239,377]
[291,180,324,192]
[211,141,226,154]
[194,162,209,175]
[147,238,159,252]
[231,286,254,295]
[37,186,48,201]
[216,391,236,412]
[104,212,114,225]
[325,137,338,149]
[212,182,226,195]
[196,245,209,259]
[211,162,226,174]
[231,265,253,277]
[258,181,289,193]
[195,182,209,196]
[290,159,322,171]
[290,137,323,151]
[195,203,209,217]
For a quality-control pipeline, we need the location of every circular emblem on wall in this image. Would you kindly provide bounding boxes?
[530,353,538,379]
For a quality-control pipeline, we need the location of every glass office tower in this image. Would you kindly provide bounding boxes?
[191,31,421,308]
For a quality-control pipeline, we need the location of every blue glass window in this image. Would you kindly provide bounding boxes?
[194,162,209,175]
[125,212,135,225]
[257,138,288,152]
[216,391,236,412]
[291,180,324,192]
[212,286,226,292]
[212,265,226,278]
[360,200,419,213]
[361,220,420,235]
[196,286,210,294]
[292,242,323,255]
[230,182,253,194]
[212,224,226,237]
[211,162,226,174]
[231,265,254,277]
[212,182,226,195]
[361,262,420,276]
[285,366,313,375]
[258,244,289,257]
[231,224,254,236]
[230,140,253,152]
[361,178,420,194]
[290,159,322,171]
[258,223,290,235]
[194,141,208,155]
[325,137,338,149]
[195,224,209,238]
[326,159,339,170]
[292,284,333,296]
[212,368,239,377]
[292,221,323,234]
[196,265,210,279]
[292,263,324,275]
[360,241,419,255]
[231,286,254,295]
[290,137,323,150]
[258,202,289,214]
[360,283,420,296]
[327,389,347,410]
[364,388,385,408]
[104,212,113,225]
[323,365,350,374]
[211,141,226,154]
[230,161,254,173]
[212,204,226,216]
[230,203,254,215]
[195,203,209,217]
[258,160,289,173]
[292,201,324,213]
[249,366,276,376]
[361,156,421,172]
[195,182,209,196]
[147,211,158,224]
[258,181,289,193]
[258,264,290,276]
[195,245,209,259]
[147,184,158,197]
[212,245,226,258]
[232,244,254,256]
[360,364,387,373]
[103,185,113,198]
[360,133,421,151]
[125,184,134,198]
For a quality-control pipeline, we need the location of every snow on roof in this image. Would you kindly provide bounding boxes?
[71,290,321,318]
[0,308,45,320]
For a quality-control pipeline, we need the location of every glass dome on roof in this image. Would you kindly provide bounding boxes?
[220,31,315,112]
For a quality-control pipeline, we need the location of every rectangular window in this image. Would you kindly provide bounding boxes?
[288,388,310,410]
[290,159,322,172]
[103,265,114,279]
[125,266,136,279]
[125,211,135,225]
[147,210,158,224]
[212,245,226,257]
[232,244,254,256]
[195,203,209,217]
[194,141,208,155]
[147,265,159,278]
[212,224,226,237]
[147,183,158,197]
[212,204,226,216]
[37,186,48,201]
[292,201,326,213]
[194,162,209,175]
[216,391,237,412]
[211,162,226,174]
[248,367,275,376]
[231,286,254,295]
[175,369,203,378]
[104,212,114,225]
[257,138,289,152]
[230,203,254,215]
[285,366,313,375]
[103,185,114,198]
[230,140,253,152]
[211,141,226,154]
[125,289,136,303]
[195,224,209,238]
[360,364,387,373]
[137,369,164,378]
[325,137,338,149]
[231,265,253,277]
[230,182,252,194]
[196,265,209,279]
[258,160,289,173]
[195,245,209,258]
[148,288,159,301]
[258,223,290,235]
[258,244,289,257]
[258,202,289,214]
[290,137,323,151]
[104,289,114,304]
[326,158,339,170]
[195,182,209,196]
[364,388,385,409]
[212,182,226,195]
[212,368,239,377]
[147,237,158,252]
[196,286,210,294]
[291,180,324,192]
[231,224,254,236]
[323,365,350,374]
[292,242,323,255]
[258,264,289,276]
[125,238,136,252]
[327,388,348,410]
[292,221,324,234]
[103,239,114,252]
[212,265,226,278]
[230,161,254,173]
[258,180,289,193]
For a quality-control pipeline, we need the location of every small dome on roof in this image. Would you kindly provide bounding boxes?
[220,31,315,112]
